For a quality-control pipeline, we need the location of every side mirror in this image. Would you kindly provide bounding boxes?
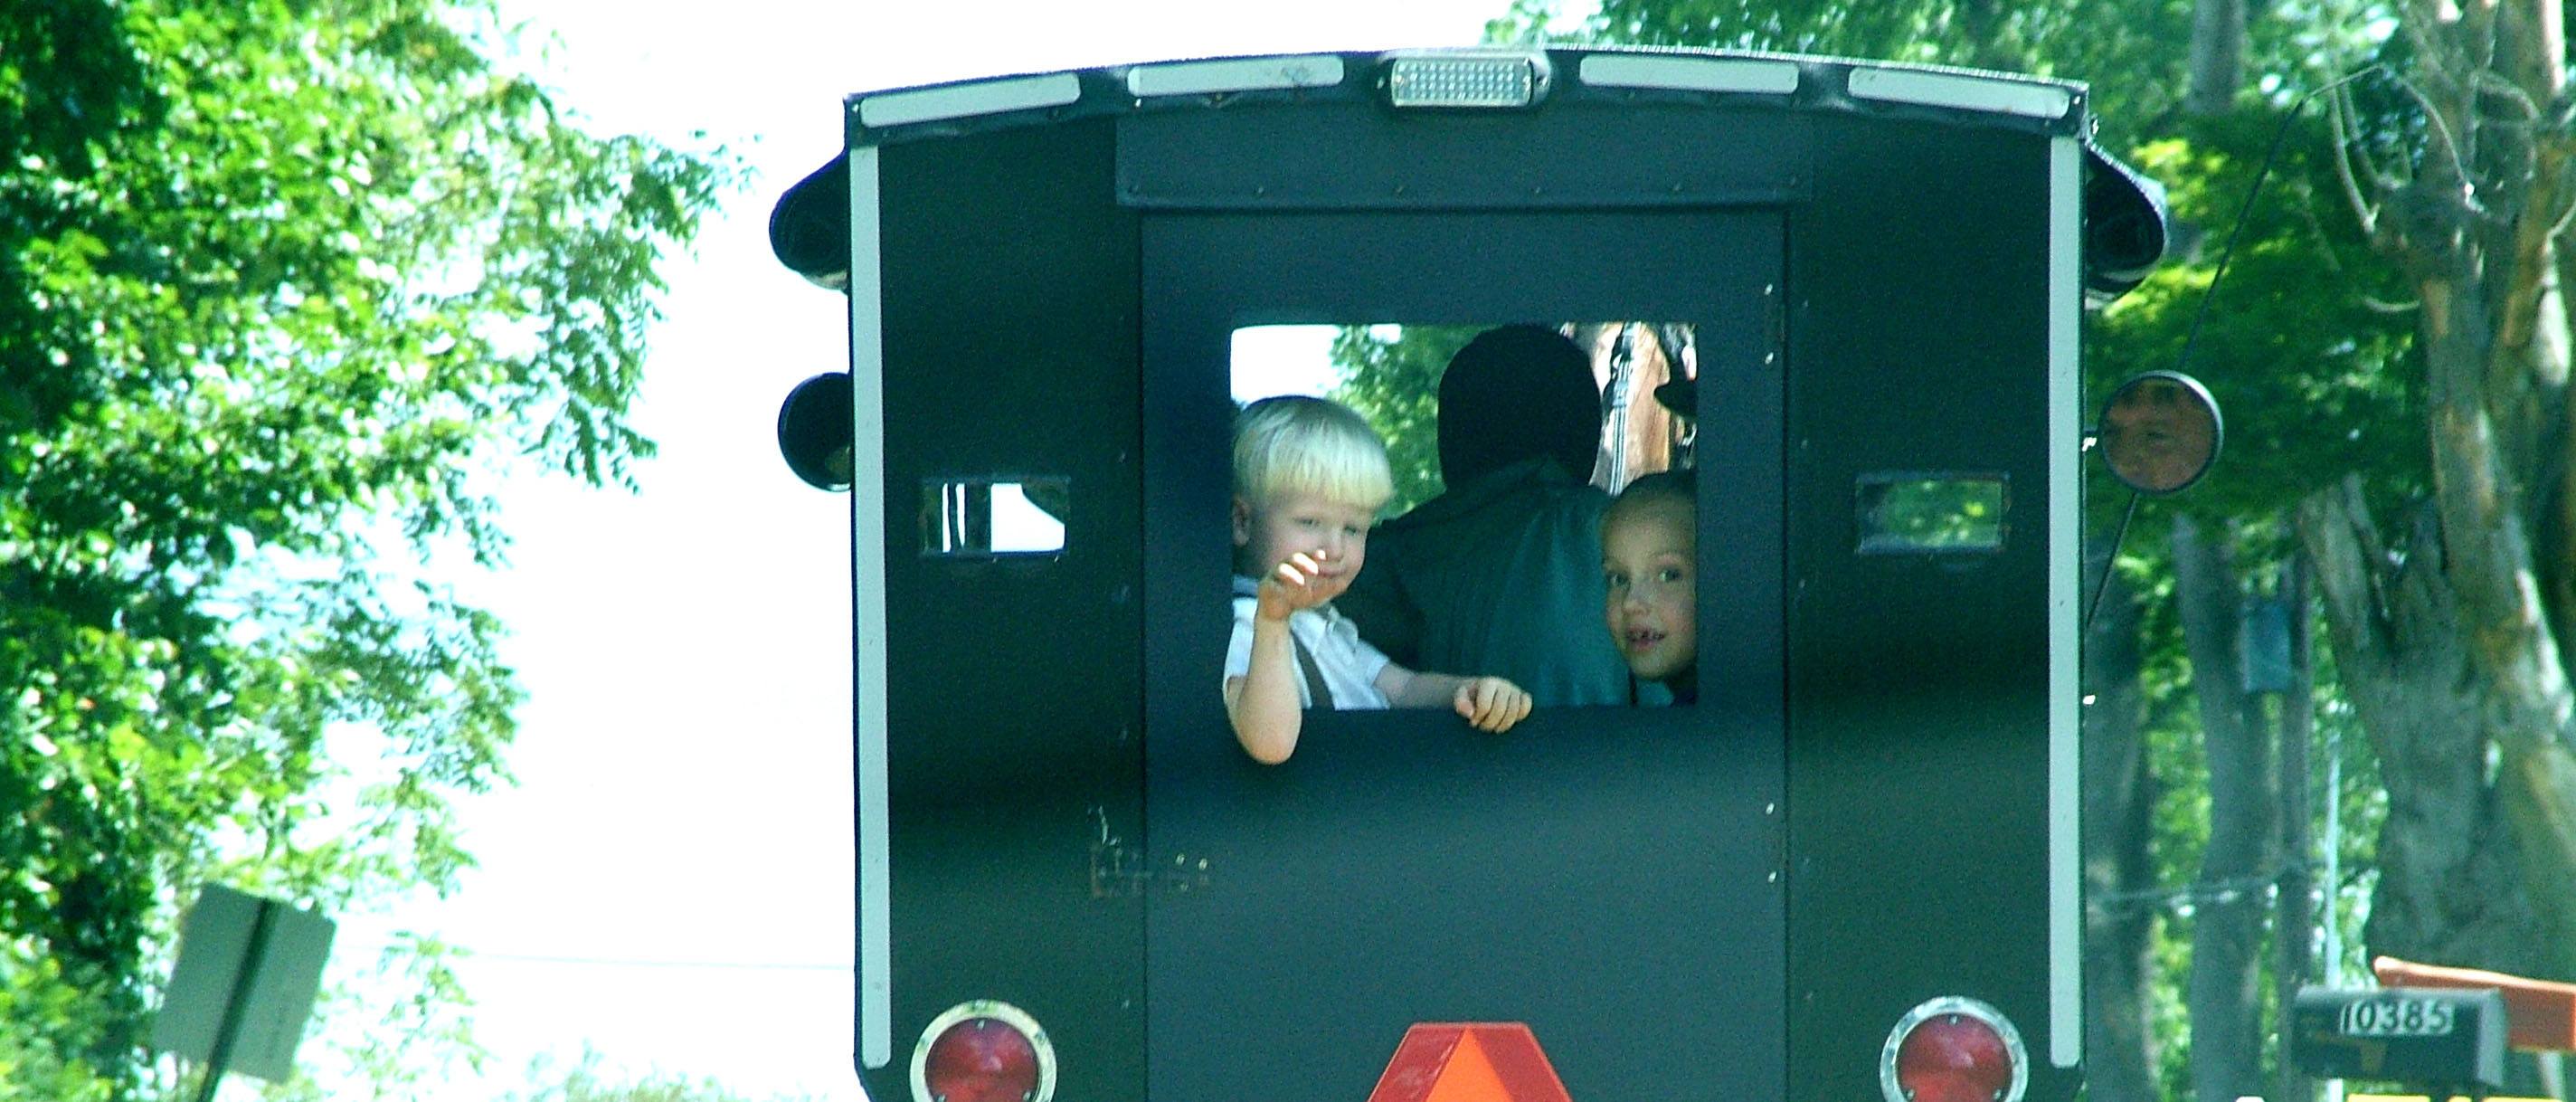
[2096,371,2221,496]
[778,372,855,492]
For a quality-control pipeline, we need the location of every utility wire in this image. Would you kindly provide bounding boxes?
[2087,860,2344,915]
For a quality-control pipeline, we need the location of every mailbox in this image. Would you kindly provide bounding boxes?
[2288,986,2506,1091]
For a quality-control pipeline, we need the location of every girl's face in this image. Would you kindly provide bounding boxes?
[1603,502,1696,683]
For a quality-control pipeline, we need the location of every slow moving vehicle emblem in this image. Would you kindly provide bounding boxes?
[1365,1022,1571,1102]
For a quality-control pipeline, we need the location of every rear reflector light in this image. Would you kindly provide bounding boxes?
[911,1001,1056,1102]
[1881,996,2027,1102]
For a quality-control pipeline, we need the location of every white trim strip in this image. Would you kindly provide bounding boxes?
[1126,54,1345,98]
[857,72,1084,129]
[849,146,895,1072]
[1578,53,1799,95]
[1848,67,2072,120]
[2047,134,2083,1069]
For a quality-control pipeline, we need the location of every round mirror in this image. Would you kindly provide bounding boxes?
[2097,371,2221,496]
[777,372,855,492]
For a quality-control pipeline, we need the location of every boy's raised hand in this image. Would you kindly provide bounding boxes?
[1452,677,1533,732]
[1255,550,1350,621]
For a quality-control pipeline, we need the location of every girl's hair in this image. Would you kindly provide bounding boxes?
[1605,467,1696,527]
[1232,395,1395,512]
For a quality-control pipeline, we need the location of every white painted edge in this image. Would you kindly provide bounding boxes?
[850,146,895,1072]
[1577,53,1799,95]
[2047,134,2083,1070]
[1125,53,1345,98]
[858,72,1084,129]
[1848,66,2072,120]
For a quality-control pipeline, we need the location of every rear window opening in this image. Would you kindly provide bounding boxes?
[1226,321,1706,709]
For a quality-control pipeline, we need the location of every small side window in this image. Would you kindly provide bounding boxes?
[922,478,1068,557]
[1855,473,2005,555]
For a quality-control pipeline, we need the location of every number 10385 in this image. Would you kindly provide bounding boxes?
[2340,998,2457,1037]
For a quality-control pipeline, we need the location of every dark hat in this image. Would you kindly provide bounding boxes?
[1437,325,1602,486]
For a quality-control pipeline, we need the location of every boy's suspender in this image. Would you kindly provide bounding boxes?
[1287,632,1334,708]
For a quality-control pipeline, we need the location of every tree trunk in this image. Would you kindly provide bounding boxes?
[2184,0,2247,115]
[2327,0,2576,987]
[2296,480,2552,974]
[2273,557,2316,1102]
[2083,546,2161,1102]
[2174,515,2273,1102]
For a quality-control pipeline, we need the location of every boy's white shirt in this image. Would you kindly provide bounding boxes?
[1226,575,1392,708]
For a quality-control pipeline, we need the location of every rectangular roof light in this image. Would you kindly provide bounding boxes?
[1385,52,1546,109]
[857,72,1084,129]
[1127,54,1346,98]
[1846,67,2072,119]
[1578,54,1800,96]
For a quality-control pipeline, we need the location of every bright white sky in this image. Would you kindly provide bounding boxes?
[300,4,1591,1101]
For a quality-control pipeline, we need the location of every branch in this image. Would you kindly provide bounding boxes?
[2297,475,2396,687]
[2472,68,2543,121]
[2330,82,2383,237]
[2386,67,2477,201]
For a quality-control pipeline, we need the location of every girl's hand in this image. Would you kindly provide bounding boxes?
[1453,677,1533,732]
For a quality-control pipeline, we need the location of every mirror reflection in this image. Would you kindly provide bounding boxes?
[2099,372,2221,495]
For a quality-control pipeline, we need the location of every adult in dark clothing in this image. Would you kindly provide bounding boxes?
[1340,325,1634,707]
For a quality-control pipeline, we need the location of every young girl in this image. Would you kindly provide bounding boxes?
[1601,470,1697,705]
[1224,396,1533,764]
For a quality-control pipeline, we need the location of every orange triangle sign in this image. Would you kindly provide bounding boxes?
[1365,1023,1573,1102]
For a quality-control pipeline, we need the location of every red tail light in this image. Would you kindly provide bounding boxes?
[1880,997,2026,1102]
[910,1001,1056,1102]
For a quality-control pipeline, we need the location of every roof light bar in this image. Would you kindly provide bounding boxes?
[1127,54,1346,98]
[1578,53,1799,96]
[857,72,1084,129]
[1384,51,1548,109]
[1847,67,2072,120]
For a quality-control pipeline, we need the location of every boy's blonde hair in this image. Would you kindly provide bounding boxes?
[1232,395,1394,512]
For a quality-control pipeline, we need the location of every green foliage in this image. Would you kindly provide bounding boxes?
[1329,325,1491,517]
[2086,112,2424,537]
[1859,477,2006,550]
[0,0,730,1097]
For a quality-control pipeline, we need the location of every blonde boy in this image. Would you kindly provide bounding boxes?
[1226,396,1534,764]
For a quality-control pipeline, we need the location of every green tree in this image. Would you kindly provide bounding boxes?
[0,1,727,1097]
[2294,0,2576,988]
